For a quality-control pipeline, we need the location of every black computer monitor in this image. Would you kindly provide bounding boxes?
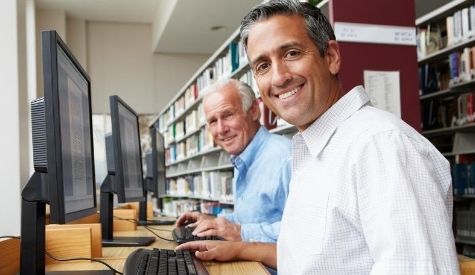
[140,123,170,224]
[99,95,155,246]
[20,30,111,274]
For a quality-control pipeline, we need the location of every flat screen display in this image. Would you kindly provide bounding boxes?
[117,102,144,200]
[57,45,95,215]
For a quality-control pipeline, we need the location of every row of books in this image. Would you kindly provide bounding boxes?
[422,91,475,130]
[200,201,233,216]
[448,47,475,86]
[419,46,475,95]
[162,198,198,217]
[165,127,215,164]
[453,163,475,196]
[165,106,206,145]
[417,4,475,59]
[455,210,475,243]
[165,171,234,202]
[162,197,233,217]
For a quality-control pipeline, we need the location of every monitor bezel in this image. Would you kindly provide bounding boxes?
[42,30,97,224]
[109,95,146,203]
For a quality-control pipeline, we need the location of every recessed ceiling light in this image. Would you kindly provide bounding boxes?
[210,25,226,32]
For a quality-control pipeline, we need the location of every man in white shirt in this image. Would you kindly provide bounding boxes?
[177,0,460,273]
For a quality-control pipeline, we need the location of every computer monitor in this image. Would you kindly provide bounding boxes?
[138,123,171,225]
[99,95,155,246]
[20,30,111,274]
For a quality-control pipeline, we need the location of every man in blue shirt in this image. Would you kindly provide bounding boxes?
[175,79,291,243]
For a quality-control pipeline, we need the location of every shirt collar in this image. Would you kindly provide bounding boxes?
[295,86,369,157]
[231,126,268,167]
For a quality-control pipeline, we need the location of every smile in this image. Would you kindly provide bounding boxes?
[278,85,301,99]
[221,136,235,142]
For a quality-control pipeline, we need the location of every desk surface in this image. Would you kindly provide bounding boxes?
[45,225,269,275]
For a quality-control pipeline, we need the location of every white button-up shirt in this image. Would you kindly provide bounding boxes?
[277,86,459,274]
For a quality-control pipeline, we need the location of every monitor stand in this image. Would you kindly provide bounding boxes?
[100,174,155,247]
[21,172,115,275]
[136,194,175,226]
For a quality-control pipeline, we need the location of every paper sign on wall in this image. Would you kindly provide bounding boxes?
[363,70,401,117]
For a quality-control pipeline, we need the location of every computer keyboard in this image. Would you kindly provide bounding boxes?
[172,226,221,244]
[123,248,208,275]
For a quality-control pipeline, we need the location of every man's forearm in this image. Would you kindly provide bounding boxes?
[237,242,277,269]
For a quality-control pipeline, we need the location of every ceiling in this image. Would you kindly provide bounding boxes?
[35,0,262,55]
[35,0,445,55]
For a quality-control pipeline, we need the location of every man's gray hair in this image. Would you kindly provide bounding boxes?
[240,0,336,57]
[206,78,257,112]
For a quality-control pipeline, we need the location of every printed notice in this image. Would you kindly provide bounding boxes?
[335,22,416,46]
[363,70,401,117]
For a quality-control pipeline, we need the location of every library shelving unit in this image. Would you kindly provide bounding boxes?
[416,0,475,256]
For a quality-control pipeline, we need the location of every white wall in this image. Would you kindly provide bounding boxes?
[87,21,208,114]
[87,22,155,113]
[35,9,66,98]
[0,0,30,235]
[67,18,88,71]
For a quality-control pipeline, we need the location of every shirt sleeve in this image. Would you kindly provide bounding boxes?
[352,130,459,274]
[240,157,292,242]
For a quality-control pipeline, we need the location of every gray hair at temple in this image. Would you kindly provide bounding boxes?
[240,0,336,57]
[206,78,257,113]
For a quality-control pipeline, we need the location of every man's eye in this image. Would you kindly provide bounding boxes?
[286,50,300,58]
[255,63,270,74]
[223,113,234,119]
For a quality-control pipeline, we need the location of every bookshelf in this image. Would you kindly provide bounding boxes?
[416,0,475,256]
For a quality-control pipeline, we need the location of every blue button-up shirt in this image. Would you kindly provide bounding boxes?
[221,126,292,243]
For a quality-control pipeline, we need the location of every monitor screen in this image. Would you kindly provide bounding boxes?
[110,96,145,202]
[154,127,167,198]
[57,44,95,216]
[42,30,97,223]
[144,124,166,197]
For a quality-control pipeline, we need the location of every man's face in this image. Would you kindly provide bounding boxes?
[204,85,258,155]
[246,15,341,131]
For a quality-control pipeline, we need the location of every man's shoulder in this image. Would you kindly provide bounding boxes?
[343,105,411,135]
[263,132,292,150]
[250,131,291,161]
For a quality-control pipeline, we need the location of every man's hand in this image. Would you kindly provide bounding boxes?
[176,240,244,261]
[175,211,214,227]
[193,217,242,241]
[176,240,277,269]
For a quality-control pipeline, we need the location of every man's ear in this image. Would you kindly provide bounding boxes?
[326,40,341,76]
[250,100,261,121]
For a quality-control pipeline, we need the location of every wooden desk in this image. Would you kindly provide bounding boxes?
[45,225,269,274]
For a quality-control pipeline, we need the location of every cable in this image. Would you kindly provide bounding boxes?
[143,225,175,242]
[2,235,122,274]
[113,215,175,241]
[45,250,123,275]
[113,216,138,224]
[145,227,172,232]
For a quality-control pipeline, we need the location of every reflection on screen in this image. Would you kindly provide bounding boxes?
[57,45,95,214]
[118,104,144,200]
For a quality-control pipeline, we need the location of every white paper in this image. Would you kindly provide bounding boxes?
[335,22,416,46]
[363,70,401,117]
